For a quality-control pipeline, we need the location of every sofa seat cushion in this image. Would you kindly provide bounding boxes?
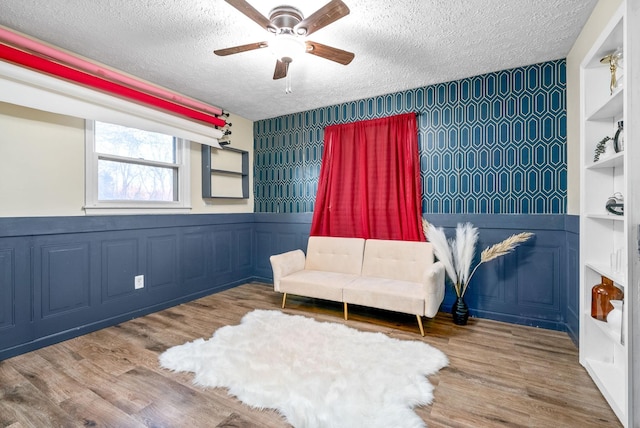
[279,270,359,302]
[343,277,424,316]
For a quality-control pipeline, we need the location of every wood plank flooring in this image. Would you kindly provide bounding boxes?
[0,283,621,427]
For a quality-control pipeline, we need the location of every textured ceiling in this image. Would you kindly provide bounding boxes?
[0,0,597,121]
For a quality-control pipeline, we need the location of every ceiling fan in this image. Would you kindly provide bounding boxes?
[214,0,355,80]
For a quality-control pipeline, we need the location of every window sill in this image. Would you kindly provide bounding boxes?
[83,205,192,216]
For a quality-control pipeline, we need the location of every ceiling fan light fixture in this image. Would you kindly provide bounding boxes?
[217,0,354,81]
[270,33,305,61]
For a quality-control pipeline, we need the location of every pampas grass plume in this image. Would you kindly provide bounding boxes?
[453,223,478,286]
[423,217,534,298]
[480,232,535,263]
[462,231,535,297]
[425,222,458,286]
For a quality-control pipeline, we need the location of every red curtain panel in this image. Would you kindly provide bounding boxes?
[310,112,424,241]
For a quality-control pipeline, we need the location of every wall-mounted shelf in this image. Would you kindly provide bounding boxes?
[202,145,249,199]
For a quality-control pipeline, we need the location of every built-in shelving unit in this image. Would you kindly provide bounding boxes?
[579,3,636,426]
[202,145,249,199]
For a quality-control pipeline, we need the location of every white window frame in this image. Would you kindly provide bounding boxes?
[84,120,191,215]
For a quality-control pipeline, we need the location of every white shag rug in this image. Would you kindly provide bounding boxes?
[159,309,448,428]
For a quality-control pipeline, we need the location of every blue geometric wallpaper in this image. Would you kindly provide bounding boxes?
[254,59,567,214]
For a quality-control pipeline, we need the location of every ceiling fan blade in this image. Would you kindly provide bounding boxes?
[294,0,350,36]
[305,41,354,65]
[224,0,271,30]
[214,41,268,56]
[273,59,289,80]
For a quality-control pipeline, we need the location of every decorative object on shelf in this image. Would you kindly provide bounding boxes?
[600,49,623,95]
[612,48,624,90]
[605,192,624,216]
[423,219,534,325]
[613,120,624,152]
[610,248,623,273]
[607,300,623,342]
[593,136,613,162]
[591,275,624,320]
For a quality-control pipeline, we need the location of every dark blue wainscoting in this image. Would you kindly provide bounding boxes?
[254,213,580,339]
[253,213,313,281]
[425,214,579,335]
[0,212,579,360]
[0,214,255,360]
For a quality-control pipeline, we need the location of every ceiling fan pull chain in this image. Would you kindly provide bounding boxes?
[285,73,292,94]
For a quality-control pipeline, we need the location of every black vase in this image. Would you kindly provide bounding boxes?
[452,297,469,325]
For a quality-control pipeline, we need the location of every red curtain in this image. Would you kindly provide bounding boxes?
[310,112,424,241]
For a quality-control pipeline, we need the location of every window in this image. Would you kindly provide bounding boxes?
[85,120,190,214]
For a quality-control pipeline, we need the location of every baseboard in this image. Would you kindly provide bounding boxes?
[440,303,567,332]
[0,279,246,361]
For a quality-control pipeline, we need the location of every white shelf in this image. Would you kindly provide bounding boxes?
[585,262,625,287]
[585,313,623,344]
[587,87,624,121]
[586,151,624,169]
[583,358,626,423]
[585,213,625,222]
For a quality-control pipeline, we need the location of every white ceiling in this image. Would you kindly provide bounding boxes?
[0,0,597,121]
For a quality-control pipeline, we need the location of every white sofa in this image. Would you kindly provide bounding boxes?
[269,236,445,335]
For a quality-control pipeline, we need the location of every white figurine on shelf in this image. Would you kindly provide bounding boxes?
[607,300,623,342]
[602,139,616,158]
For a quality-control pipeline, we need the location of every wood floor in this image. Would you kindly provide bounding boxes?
[0,283,621,428]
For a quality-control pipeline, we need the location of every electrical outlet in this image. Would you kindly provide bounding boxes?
[135,275,144,289]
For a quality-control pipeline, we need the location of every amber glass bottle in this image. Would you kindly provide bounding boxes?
[591,276,624,320]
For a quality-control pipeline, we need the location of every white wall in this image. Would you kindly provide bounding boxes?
[566,0,623,214]
[0,102,85,217]
[0,102,254,217]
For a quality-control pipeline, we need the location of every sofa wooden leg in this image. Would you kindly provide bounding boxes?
[416,315,425,337]
[344,302,348,320]
[281,293,287,309]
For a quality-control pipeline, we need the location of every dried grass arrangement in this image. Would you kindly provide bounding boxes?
[422,219,534,298]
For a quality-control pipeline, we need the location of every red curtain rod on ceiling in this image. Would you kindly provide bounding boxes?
[0,43,227,128]
[0,26,226,127]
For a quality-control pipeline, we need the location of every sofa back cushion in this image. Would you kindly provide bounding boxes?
[305,236,365,275]
[362,239,434,283]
